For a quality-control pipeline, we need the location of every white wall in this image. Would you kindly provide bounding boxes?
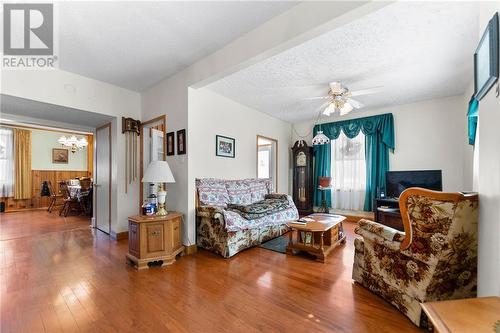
[141,2,385,246]
[31,129,88,171]
[184,88,292,244]
[475,2,500,296]
[142,71,189,242]
[293,95,472,192]
[1,69,141,236]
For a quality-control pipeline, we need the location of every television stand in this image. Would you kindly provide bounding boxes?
[375,197,404,231]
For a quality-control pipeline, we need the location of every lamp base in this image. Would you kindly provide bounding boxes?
[156,205,168,216]
[156,189,168,215]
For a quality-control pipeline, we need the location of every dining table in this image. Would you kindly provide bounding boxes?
[66,184,93,216]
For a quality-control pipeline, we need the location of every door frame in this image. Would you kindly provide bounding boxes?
[256,135,278,192]
[95,122,112,234]
[139,115,166,212]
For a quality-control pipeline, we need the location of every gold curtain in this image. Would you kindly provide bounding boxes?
[14,128,32,200]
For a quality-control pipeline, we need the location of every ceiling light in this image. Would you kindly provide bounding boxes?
[323,103,336,116]
[340,103,353,116]
[312,130,330,145]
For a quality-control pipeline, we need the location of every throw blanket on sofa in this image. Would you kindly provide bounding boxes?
[227,197,292,219]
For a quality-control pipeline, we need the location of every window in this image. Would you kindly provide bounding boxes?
[0,127,14,197]
[330,131,366,210]
[258,150,270,178]
[257,135,278,191]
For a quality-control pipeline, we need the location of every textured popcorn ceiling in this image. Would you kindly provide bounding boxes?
[58,1,297,91]
[207,2,479,123]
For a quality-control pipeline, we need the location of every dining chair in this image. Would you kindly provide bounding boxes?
[47,181,64,213]
[59,181,82,217]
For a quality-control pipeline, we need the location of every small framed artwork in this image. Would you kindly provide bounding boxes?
[52,148,68,164]
[177,129,186,155]
[166,132,175,156]
[216,135,235,158]
[474,12,499,100]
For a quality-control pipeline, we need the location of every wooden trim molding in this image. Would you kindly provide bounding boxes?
[256,135,279,192]
[139,115,167,213]
[111,230,128,241]
[398,187,478,250]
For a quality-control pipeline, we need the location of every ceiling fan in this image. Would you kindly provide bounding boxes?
[306,81,382,116]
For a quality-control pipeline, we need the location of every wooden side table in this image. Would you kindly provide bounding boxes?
[421,297,500,333]
[286,213,346,262]
[126,212,185,270]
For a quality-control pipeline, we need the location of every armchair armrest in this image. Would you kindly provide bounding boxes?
[355,219,406,251]
[357,219,406,242]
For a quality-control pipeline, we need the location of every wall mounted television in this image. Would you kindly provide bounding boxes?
[385,170,442,199]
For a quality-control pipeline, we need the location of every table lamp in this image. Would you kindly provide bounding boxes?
[142,160,175,215]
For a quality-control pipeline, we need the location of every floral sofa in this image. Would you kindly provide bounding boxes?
[196,178,299,258]
[352,188,478,327]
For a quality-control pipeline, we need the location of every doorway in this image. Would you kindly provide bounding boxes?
[257,135,278,192]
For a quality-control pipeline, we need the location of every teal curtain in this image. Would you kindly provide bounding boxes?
[313,142,332,207]
[313,113,395,211]
[467,97,479,145]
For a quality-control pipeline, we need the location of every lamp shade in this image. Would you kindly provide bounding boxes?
[142,160,175,183]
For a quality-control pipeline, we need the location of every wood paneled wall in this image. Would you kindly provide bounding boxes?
[1,170,90,212]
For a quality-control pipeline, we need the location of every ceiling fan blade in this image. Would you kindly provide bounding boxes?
[302,96,329,100]
[315,101,330,114]
[350,86,383,96]
[348,98,364,109]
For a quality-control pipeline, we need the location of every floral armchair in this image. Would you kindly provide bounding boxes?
[352,188,478,327]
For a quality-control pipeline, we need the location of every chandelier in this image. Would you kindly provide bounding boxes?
[58,135,88,153]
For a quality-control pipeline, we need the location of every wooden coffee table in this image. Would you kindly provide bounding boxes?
[286,213,346,262]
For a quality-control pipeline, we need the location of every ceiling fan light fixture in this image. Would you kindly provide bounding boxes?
[323,103,336,116]
[340,103,353,115]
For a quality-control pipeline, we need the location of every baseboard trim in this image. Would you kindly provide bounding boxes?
[183,244,197,255]
[111,230,128,241]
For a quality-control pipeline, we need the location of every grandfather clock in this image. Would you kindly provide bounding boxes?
[291,140,313,215]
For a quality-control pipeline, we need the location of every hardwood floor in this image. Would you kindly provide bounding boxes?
[0,210,90,241]
[0,211,423,332]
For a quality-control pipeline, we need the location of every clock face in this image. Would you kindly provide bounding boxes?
[296,152,307,167]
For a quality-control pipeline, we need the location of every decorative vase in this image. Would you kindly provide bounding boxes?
[318,177,332,188]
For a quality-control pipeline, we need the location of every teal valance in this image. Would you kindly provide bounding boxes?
[313,113,395,211]
[313,113,395,149]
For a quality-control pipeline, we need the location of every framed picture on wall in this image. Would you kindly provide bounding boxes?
[52,148,68,164]
[216,135,235,158]
[474,12,499,100]
[166,132,175,156]
[177,129,186,155]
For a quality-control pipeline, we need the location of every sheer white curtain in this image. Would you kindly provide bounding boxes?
[330,131,366,210]
[0,127,14,197]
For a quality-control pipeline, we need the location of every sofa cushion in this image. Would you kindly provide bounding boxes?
[196,178,229,207]
[245,179,269,203]
[225,181,252,205]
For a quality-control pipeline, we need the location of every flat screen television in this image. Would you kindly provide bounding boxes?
[385,170,442,198]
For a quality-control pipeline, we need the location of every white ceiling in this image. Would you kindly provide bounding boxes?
[58,1,297,92]
[1,94,113,128]
[207,2,480,123]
